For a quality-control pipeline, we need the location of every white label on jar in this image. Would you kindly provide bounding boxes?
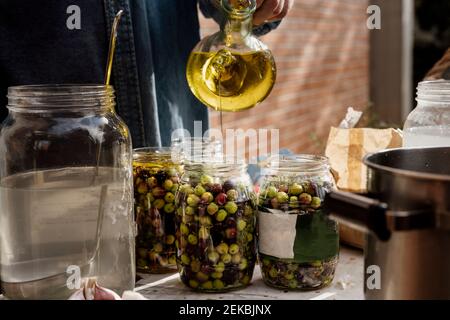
[258,211,297,259]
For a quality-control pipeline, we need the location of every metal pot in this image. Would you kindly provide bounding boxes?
[325,147,450,300]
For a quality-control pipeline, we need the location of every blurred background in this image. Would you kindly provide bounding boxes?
[199,0,450,155]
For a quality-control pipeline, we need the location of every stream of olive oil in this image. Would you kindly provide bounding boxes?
[187,50,276,112]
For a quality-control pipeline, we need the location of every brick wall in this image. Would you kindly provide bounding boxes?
[199,0,369,156]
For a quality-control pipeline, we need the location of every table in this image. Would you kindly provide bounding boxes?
[135,246,364,300]
[0,246,364,300]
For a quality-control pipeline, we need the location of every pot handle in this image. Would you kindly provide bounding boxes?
[325,191,435,241]
[325,191,391,241]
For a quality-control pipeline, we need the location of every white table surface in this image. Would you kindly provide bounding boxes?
[135,246,364,300]
[0,246,364,300]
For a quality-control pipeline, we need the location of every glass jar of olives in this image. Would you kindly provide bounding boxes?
[257,155,339,290]
[174,159,257,292]
[133,148,183,273]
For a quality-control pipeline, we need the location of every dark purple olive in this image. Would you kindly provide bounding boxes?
[225,217,237,228]
[209,183,223,195]
[222,269,239,284]
[197,205,206,217]
[222,180,236,192]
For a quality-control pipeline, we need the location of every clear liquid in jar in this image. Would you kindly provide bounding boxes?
[0,167,135,299]
[403,126,450,148]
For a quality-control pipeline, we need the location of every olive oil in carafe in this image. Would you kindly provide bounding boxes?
[187,49,276,112]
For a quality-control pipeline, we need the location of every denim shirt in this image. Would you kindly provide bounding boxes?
[0,0,280,148]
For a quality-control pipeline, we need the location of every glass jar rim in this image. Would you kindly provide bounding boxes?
[133,147,180,164]
[7,84,115,112]
[260,154,330,174]
[417,80,450,105]
[184,157,248,177]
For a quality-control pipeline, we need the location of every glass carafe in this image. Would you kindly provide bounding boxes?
[0,85,135,299]
[186,0,276,112]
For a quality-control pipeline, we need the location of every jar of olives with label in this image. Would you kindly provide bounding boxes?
[257,155,339,290]
[174,159,257,292]
[133,148,183,273]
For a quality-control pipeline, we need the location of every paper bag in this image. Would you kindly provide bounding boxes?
[325,127,403,193]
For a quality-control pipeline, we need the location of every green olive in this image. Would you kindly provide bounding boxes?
[288,279,298,289]
[216,243,229,255]
[137,258,147,268]
[164,203,175,213]
[187,194,200,207]
[207,203,219,215]
[240,275,250,285]
[208,251,220,264]
[311,197,322,209]
[163,179,174,191]
[237,219,247,231]
[153,243,163,253]
[180,223,189,235]
[269,267,278,278]
[201,281,213,290]
[185,206,195,216]
[201,192,214,203]
[276,192,289,204]
[224,201,238,214]
[211,272,223,279]
[164,192,175,203]
[153,199,165,210]
[189,279,199,288]
[181,254,190,265]
[190,259,201,273]
[299,193,312,205]
[229,243,239,255]
[165,234,175,245]
[199,216,212,226]
[199,226,210,240]
[226,189,239,201]
[216,209,228,222]
[188,234,198,245]
[213,279,224,290]
[215,262,225,273]
[200,174,214,185]
[137,182,148,194]
[267,186,278,198]
[221,253,232,264]
[195,185,206,196]
[196,271,209,283]
[284,271,294,280]
[289,183,303,196]
[239,257,248,270]
[232,253,241,264]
